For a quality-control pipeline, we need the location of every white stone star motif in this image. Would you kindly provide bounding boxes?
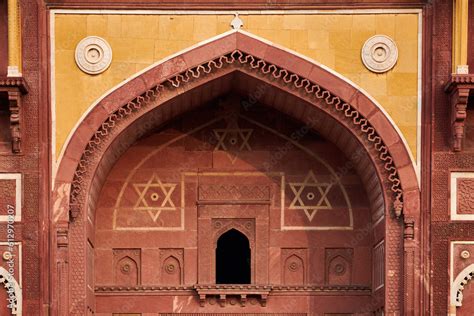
[288,170,333,221]
[133,173,177,222]
[213,127,253,164]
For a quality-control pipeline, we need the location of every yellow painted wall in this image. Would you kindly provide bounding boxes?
[54,13,419,161]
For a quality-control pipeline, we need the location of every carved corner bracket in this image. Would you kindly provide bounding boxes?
[194,284,272,307]
[445,74,474,152]
[0,76,29,153]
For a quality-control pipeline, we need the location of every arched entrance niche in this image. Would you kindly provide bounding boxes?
[216,229,251,284]
[450,264,474,315]
[52,30,421,315]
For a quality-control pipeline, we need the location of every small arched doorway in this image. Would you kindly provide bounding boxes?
[216,229,251,284]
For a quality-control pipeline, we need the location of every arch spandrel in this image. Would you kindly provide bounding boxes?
[56,30,417,200]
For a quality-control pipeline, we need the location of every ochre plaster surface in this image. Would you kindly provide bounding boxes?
[53,13,419,161]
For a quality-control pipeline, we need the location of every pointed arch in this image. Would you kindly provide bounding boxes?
[55,30,418,223]
[115,255,139,286]
[51,29,421,314]
[451,264,474,308]
[161,255,182,285]
[216,229,251,284]
[283,254,305,285]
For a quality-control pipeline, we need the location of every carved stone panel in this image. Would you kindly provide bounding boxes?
[0,173,21,221]
[212,218,256,247]
[199,184,270,202]
[457,178,474,214]
[451,172,474,220]
[113,249,141,286]
[325,248,353,285]
[160,248,184,285]
[281,248,307,285]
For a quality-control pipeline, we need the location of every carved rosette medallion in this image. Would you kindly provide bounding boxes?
[361,35,398,73]
[75,36,113,75]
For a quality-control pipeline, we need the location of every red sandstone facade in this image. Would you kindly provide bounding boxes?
[0,0,473,315]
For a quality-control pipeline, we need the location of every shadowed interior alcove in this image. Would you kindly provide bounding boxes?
[216,229,251,284]
[92,95,381,312]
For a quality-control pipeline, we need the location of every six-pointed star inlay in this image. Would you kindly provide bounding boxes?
[288,170,333,221]
[133,173,177,222]
[213,127,253,164]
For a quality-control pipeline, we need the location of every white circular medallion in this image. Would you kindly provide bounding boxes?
[361,35,398,73]
[75,36,113,75]
[461,250,471,259]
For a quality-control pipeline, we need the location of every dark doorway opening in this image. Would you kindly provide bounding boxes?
[216,229,251,284]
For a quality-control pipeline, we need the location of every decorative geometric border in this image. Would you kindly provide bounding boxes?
[450,172,474,220]
[0,173,22,222]
[69,50,404,220]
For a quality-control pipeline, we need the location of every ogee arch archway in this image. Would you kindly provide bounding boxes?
[51,30,421,315]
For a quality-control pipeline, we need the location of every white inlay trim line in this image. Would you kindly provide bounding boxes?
[450,172,474,221]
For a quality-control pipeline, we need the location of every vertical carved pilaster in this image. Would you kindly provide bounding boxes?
[403,217,417,315]
[56,225,69,316]
[404,217,415,240]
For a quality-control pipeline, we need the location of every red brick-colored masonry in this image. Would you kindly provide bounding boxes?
[44,0,429,9]
[51,30,421,315]
[431,1,474,316]
[0,1,46,315]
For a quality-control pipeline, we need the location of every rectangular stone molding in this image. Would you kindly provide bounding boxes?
[450,172,474,220]
[0,173,21,222]
[113,249,141,286]
[325,248,353,285]
[160,248,184,285]
[281,248,307,285]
